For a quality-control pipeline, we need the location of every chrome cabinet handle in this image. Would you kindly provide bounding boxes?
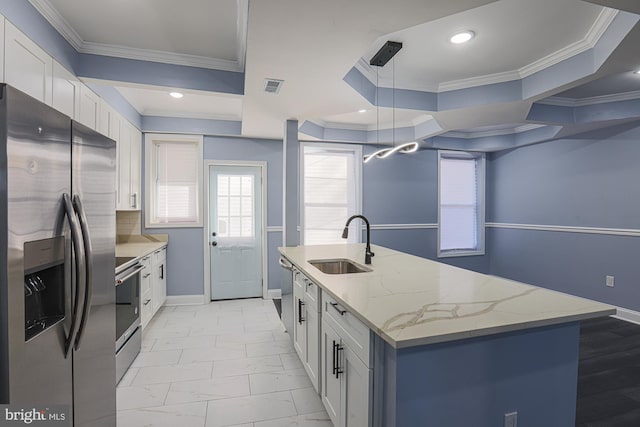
[143,273,151,278]
[143,299,151,306]
[278,257,293,271]
[131,193,137,208]
[330,302,346,316]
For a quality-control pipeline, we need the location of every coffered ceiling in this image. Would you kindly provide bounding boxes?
[29,0,640,151]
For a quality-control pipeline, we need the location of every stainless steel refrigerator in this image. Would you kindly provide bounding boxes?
[0,85,117,426]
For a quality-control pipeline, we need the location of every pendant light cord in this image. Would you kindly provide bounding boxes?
[392,56,396,150]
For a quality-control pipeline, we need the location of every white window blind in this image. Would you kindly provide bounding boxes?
[302,146,361,245]
[438,152,484,256]
[146,134,203,227]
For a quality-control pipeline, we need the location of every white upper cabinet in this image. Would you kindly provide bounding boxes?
[79,84,100,130]
[4,20,53,105]
[98,99,112,137]
[117,121,142,211]
[52,61,80,120]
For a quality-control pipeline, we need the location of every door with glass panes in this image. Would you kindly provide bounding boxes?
[209,164,263,300]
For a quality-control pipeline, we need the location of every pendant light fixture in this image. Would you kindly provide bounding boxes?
[363,41,419,163]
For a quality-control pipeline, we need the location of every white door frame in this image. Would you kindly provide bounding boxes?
[203,160,269,301]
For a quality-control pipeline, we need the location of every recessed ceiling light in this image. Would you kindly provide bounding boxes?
[450,31,475,44]
[358,109,367,113]
[169,92,183,99]
[634,69,640,75]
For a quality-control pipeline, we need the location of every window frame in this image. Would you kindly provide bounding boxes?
[437,150,486,258]
[144,133,204,229]
[299,142,363,245]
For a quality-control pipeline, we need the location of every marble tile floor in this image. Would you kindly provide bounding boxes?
[117,298,332,427]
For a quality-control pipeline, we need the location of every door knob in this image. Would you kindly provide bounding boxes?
[212,232,217,236]
[211,241,218,246]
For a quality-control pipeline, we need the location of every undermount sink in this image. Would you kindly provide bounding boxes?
[308,259,372,274]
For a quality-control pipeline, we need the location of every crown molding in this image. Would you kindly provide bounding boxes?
[29,0,245,72]
[355,8,618,94]
[28,0,83,50]
[539,90,640,107]
[140,110,242,121]
[443,123,544,139]
[80,42,243,72]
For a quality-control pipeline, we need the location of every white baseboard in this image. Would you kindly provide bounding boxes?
[267,289,281,300]
[165,295,206,306]
[613,307,640,325]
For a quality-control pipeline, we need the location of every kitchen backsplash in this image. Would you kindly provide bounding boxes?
[116,211,141,239]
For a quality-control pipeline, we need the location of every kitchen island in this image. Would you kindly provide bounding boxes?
[279,244,615,427]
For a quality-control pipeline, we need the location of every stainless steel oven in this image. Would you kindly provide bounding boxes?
[115,257,143,383]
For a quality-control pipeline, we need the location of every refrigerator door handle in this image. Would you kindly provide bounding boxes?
[72,195,93,351]
[63,193,86,358]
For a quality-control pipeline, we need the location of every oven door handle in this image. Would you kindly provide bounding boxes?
[62,194,86,359]
[116,265,144,285]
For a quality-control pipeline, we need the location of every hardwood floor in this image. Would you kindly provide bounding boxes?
[577,317,640,427]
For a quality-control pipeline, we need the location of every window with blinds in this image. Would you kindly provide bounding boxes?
[145,134,203,227]
[302,144,362,245]
[438,151,485,256]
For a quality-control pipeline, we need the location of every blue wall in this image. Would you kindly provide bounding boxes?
[363,146,490,273]
[143,136,284,297]
[487,122,640,312]
[379,322,581,427]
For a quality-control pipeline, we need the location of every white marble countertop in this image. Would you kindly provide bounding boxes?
[116,235,168,259]
[279,244,616,349]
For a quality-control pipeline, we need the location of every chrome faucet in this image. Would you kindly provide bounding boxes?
[341,215,375,265]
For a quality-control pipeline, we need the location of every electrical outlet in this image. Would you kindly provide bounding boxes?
[606,275,615,288]
[505,412,517,427]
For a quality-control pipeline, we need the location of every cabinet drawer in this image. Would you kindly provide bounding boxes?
[152,247,167,265]
[323,293,371,367]
[295,271,319,312]
[140,288,153,328]
[141,266,152,294]
[139,254,152,269]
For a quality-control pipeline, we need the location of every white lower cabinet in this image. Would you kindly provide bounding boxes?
[293,270,322,392]
[293,272,306,358]
[139,246,168,330]
[140,255,153,328]
[321,294,372,427]
[290,267,372,427]
[152,247,167,314]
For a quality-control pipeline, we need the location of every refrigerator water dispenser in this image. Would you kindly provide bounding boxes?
[23,237,65,341]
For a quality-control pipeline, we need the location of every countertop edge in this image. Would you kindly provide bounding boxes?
[116,241,168,259]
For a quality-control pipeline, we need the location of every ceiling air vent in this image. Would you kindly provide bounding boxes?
[264,78,284,94]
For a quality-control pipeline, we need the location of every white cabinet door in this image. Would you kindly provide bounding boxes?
[79,84,100,130]
[322,319,342,427]
[152,248,167,314]
[293,277,306,359]
[4,21,52,104]
[117,121,132,210]
[98,99,112,137]
[51,61,80,119]
[117,122,141,211]
[343,346,371,427]
[129,126,141,210]
[305,305,320,392]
